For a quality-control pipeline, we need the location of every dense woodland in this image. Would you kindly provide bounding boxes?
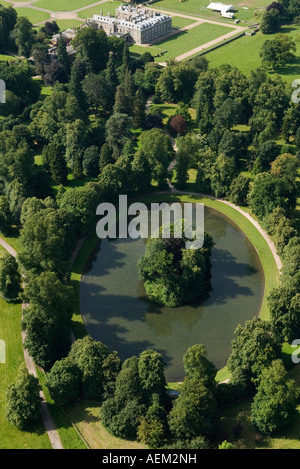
[0,0,300,449]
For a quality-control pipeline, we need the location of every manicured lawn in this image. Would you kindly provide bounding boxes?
[205,24,300,84]
[0,0,12,7]
[154,22,235,62]
[54,19,83,30]
[148,0,267,22]
[170,15,197,28]
[79,1,122,19]
[33,0,97,11]
[129,44,166,57]
[15,7,50,24]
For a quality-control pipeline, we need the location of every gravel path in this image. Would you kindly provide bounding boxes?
[0,237,63,450]
[165,140,282,274]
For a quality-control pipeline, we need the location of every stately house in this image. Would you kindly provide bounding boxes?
[85,4,172,44]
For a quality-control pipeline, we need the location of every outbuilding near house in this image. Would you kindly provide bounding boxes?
[207,2,235,18]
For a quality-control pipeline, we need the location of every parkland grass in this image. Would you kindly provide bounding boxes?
[33,0,97,11]
[79,1,122,19]
[204,24,300,84]
[154,22,235,62]
[0,297,51,449]
[63,401,147,449]
[15,7,50,24]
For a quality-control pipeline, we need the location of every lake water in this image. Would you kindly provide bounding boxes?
[80,205,264,382]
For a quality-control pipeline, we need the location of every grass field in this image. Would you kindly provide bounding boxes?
[0,296,51,449]
[0,54,19,62]
[15,7,50,24]
[148,0,268,22]
[171,15,198,28]
[129,43,166,57]
[0,0,11,7]
[79,1,122,19]
[153,22,234,61]
[54,19,84,30]
[204,24,300,84]
[218,366,300,449]
[63,401,147,449]
[33,0,97,11]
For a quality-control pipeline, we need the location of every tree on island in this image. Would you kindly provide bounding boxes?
[138,222,214,307]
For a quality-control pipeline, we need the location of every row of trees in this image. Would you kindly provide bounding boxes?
[260,0,300,34]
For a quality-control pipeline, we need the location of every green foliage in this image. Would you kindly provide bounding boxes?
[227,317,282,390]
[42,142,68,185]
[19,205,74,274]
[258,140,280,168]
[46,357,81,406]
[68,336,113,400]
[105,112,132,160]
[137,417,165,448]
[0,252,21,302]
[260,8,281,34]
[210,154,237,198]
[138,229,214,307]
[101,351,169,442]
[138,350,168,406]
[0,5,17,52]
[251,360,299,434]
[218,440,234,449]
[22,299,72,371]
[228,175,250,206]
[82,145,100,177]
[6,363,42,430]
[156,62,199,104]
[183,344,217,389]
[260,34,296,69]
[249,173,290,219]
[139,127,174,187]
[168,377,217,440]
[82,73,110,116]
[11,16,34,58]
[268,284,300,341]
[73,27,108,74]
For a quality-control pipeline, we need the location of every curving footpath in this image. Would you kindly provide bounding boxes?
[0,237,63,450]
[166,180,283,273]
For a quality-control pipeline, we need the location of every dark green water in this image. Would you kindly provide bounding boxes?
[80,205,264,382]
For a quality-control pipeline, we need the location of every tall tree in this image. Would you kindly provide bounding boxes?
[168,377,217,440]
[227,317,282,390]
[0,252,21,302]
[57,36,71,75]
[6,363,42,430]
[251,360,299,434]
[12,16,34,58]
[260,34,296,69]
[73,27,108,74]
